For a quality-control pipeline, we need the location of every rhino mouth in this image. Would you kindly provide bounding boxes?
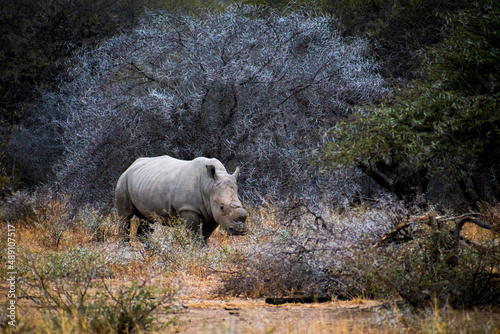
[227,225,248,236]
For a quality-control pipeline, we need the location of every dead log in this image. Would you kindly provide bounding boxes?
[265,296,331,305]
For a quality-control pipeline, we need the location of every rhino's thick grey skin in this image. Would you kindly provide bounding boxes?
[115,155,248,241]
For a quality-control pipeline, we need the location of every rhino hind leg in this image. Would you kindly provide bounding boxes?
[136,212,154,239]
[118,215,133,240]
[117,211,134,241]
[117,198,151,241]
[116,187,135,238]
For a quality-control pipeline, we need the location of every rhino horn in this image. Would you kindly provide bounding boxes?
[233,166,241,179]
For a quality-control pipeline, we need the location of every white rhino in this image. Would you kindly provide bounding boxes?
[115,155,248,241]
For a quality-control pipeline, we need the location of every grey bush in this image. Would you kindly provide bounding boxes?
[12,5,388,206]
[220,200,401,298]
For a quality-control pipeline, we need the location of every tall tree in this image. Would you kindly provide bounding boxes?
[326,0,500,208]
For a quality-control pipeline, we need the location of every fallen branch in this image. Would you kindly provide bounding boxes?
[373,213,498,248]
[372,221,411,248]
[453,215,496,244]
[373,214,435,248]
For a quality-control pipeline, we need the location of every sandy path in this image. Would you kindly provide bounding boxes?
[161,297,398,334]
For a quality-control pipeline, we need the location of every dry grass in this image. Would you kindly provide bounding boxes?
[1,192,499,333]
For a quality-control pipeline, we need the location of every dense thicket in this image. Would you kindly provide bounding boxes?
[246,0,468,81]
[326,0,500,209]
[10,6,386,206]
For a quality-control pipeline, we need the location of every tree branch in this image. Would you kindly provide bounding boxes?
[373,213,498,248]
[357,162,400,199]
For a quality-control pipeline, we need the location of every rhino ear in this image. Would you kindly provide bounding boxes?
[233,166,241,179]
[206,165,217,180]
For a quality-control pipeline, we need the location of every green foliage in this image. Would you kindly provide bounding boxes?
[430,1,500,95]
[316,0,468,80]
[326,0,500,206]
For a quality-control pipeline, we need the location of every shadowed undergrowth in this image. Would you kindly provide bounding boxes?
[1,190,499,332]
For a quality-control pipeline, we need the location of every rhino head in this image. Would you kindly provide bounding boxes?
[207,165,248,235]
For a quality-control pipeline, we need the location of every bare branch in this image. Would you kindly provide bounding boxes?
[374,213,499,248]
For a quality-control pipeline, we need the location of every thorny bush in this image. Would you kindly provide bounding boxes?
[15,246,176,332]
[220,200,399,299]
[10,5,388,208]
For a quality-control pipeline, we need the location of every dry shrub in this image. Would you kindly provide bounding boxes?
[220,200,400,299]
[88,280,176,333]
[220,201,500,309]
[374,207,500,308]
[0,188,76,248]
[1,190,42,225]
[145,218,244,277]
[376,298,500,334]
[1,190,203,332]
[77,207,118,243]
[14,243,177,333]
[480,202,500,233]
[1,187,123,250]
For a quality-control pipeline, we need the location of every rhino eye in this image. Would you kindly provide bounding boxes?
[220,205,225,212]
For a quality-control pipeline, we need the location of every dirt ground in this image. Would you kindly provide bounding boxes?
[154,273,500,334]
[3,227,499,334]
[4,288,397,334]
[162,297,399,334]
[151,273,399,334]
[4,272,500,333]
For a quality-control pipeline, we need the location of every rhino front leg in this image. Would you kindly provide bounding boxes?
[201,221,218,242]
[180,212,218,242]
[181,211,201,232]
